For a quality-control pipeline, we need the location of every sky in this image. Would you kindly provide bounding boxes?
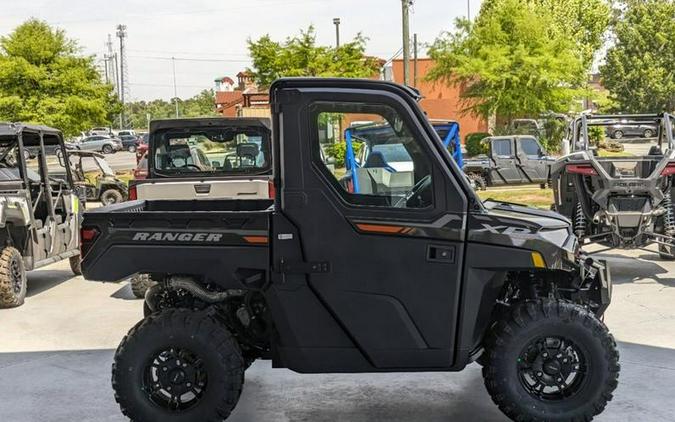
[0,0,482,101]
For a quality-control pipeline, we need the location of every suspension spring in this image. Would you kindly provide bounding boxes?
[663,191,675,235]
[574,201,586,238]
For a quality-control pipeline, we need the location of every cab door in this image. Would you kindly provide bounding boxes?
[489,138,522,184]
[516,137,549,183]
[273,81,469,369]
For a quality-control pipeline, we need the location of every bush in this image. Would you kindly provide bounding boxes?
[325,141,363,168]
[465,132,491,156]
[588,126,605,147]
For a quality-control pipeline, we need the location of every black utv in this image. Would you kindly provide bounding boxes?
[551,113,675,258]
[81,79,619,422]
[0,123,82,308]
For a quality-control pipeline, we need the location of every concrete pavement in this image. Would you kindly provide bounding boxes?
[1,249,674,421]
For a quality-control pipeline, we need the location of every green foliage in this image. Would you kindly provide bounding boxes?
[247,26,380,88]
[588,126,605,146]
[0,19,119,136]
[325,141,363,168]
[465,132,491,156]
[540,118,567,153]
[125,89,218,130]
[601,0,675,112]
[427,0,590,120]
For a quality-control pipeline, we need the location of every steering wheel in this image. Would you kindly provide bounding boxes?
[394,175,432,208]
[177,163,201,171]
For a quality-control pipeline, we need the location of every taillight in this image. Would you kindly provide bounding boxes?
[128,184,137,200]
[80,227,99,258]
[661,162,675,176]
[567,164,597,176]
[268,180,276,199]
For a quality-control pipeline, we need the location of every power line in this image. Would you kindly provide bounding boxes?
[128,55,250,63]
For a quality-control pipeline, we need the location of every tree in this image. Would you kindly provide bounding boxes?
[427,0,587,120]
[125,89,218,130]
[247,26,380,88]
[0,19,119,136]
[601,0,675,112]
[481,0,611,69]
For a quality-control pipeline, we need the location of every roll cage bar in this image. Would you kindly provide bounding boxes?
[570,113,675,153]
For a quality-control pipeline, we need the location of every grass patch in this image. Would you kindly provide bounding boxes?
[477,188,554,209]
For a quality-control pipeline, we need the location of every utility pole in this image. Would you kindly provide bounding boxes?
[333,18,341,48]
[413,33,418,88]
[467,0,471,20]
[172,57,179,118]
[401,0,411,86]
[116,24,128,128]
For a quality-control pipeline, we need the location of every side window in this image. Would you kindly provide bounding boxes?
[493,139,513,157]
[520,138,542,158]
[313,102,434,209]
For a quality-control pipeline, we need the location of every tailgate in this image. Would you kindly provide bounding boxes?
[80,199,272,286]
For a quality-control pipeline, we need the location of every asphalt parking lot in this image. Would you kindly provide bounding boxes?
[0,247,674,422]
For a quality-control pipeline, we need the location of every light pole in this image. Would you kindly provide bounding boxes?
[172,57,179,118]
[467,0,471,20]
[401,0,411,86]
[333,17,341,48]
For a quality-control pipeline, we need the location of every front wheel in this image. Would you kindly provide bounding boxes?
[482,299,619,422]
[0,247,27,308]
[643,129,654,138]
[113,309,245,422]
[102,144,113,154]
[659,242,675,260]
[612,130,624,140]
[127,145,136,153]
[100,189,124,205]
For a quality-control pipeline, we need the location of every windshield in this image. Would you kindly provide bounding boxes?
[153,126,271,177]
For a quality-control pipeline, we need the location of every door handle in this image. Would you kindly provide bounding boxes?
[427,245,455,263]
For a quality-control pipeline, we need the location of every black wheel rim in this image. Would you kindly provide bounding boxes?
[142,347,208,412]
[517,336,587,401]
[10,256,22,295]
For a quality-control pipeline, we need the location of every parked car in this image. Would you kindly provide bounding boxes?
[119,135,138,152]
[76,135,123,154]
[133,153,148,180]
[0,123,82,308]
[80,78,618,422]
[116,129,136,137]
[67,150,128,205]
[463,135,554,189]
[89,127,111,136]
[606,120,659,139]
[135,133,148,163]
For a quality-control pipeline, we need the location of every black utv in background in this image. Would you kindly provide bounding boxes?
[81,78,619,422]
[551,113,675,258]
[464,135,554,189]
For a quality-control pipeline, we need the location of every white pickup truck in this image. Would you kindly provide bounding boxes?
[128,117,273,297]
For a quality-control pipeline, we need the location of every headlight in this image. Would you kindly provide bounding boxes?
[538,228,570,246]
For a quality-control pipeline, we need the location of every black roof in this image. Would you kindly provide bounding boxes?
[149,117,271,132]
[0,122,62,137]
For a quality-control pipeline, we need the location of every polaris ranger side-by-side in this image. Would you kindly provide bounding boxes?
[0,123,82,308]
[81,79,619,422]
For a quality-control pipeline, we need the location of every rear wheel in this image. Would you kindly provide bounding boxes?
[468,172,487,190]
[612,130,624,140]
[643,129,654,138]
[113,309,245,422]
[69,255,82,275]
[0,247,27,308]
[102,144,113,154]
[128,145,136,153]
[100,189,124,205]
[131,274,155,299]
[483,299,619,422]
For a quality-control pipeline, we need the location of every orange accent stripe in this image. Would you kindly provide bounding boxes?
[356,223,407,234]
[243,236,269,244]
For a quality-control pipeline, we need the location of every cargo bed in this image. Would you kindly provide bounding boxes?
[80,199,272,284]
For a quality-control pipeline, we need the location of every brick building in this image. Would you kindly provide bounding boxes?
[390,58,489,138]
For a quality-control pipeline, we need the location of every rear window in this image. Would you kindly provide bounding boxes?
[152,126,271,177]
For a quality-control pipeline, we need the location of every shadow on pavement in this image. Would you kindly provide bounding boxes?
[0,341,673,422]
[25,269,73,298]
[110,282,138,301]
[596,253,675,287]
